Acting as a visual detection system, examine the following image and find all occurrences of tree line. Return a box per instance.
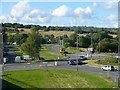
[3,26,118,54]
[1,23,117,33]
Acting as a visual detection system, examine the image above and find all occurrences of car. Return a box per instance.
[3,57,7,64]
[101,65,116,71]
[3,57,8,64]
[23,55,33,61]
[15,56,21,63]
[67,60,83,65]
[79,55,87,60]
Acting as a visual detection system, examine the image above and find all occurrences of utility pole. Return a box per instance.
[118,1,120,87]
[118,25,120,87]
[91,30,93,60]
[98,31,100,53]
[0,24,3,90]
[76,33,78,71]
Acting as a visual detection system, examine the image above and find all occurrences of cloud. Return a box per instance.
[103,1,117,9]
[11,0,30,18]
[92,2,97,7]
[101,14,118,28]
[68,6,97,26]
[20,9,52,23]
[52,5,69,17]
[29,9,45,18]
[0,16,7,22]
[74,6,93,22]
[105,14,117,22]
[74,6,92,17]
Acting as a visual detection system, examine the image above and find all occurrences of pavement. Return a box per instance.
[0,64,3,90]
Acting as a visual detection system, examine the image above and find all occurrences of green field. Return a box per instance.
[39,30,74,37]
[3,69,117,88]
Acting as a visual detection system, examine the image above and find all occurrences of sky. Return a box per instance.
[0,0,119,28]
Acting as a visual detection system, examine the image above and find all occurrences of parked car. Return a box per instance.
[3,57,7,64]
[23,55,33,61]
[79,55,87,60]
[101,65,117,71]
[67,60,83,65]
[3,57,8,64]
[39,57,45,62]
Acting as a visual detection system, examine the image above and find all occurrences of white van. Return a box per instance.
[3,58,7,63]
[15,56,21,62]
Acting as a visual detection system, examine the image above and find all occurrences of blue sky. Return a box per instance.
[0,0,118,28]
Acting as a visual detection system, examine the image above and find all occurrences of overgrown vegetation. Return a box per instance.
[95,57,118,65]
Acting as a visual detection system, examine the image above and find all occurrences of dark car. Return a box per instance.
[67,60,83,65]
[79,55,87,60]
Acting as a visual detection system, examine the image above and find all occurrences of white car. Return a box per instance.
[101,65,115,71]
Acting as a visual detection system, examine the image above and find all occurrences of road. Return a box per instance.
[3,44,119,83]
[48,44,108,60]
[3,62,118,83]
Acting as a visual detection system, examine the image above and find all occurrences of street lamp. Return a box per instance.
[118,27,120,87]
[90,30,93,60]
[98,31,101,53]
[0,28,3,90]
[117,2,120,87]
[76,33,79,71]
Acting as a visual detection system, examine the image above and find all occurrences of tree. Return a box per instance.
[69,33,77,47]
[14,33,28,45]
[2,27,8,42]
[78,36,91,48]
[63,35,70,48]
[98,38,111,52]
[109,42,118,53]
[7,35,14,43]
[21,26,41,60]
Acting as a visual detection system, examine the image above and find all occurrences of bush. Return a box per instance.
[96,57,118,65]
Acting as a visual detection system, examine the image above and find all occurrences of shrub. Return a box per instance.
[95,57,118,65]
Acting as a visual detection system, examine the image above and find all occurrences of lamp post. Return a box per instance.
[118,27,120,87]
[118,2,120,86]
[90,30,93,60]
[76,33,78,71]
[98,31,101,53]
[0,28,3,90]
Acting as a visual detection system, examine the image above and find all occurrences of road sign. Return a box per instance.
[87,48,93,52]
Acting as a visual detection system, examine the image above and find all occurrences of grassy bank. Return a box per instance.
[3,69,117,88]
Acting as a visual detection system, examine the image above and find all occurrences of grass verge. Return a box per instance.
[3,69,117,88]
[83,60,104,68]
[66,47,87,54]
[83,59,118,68]
[40,44,69,60]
